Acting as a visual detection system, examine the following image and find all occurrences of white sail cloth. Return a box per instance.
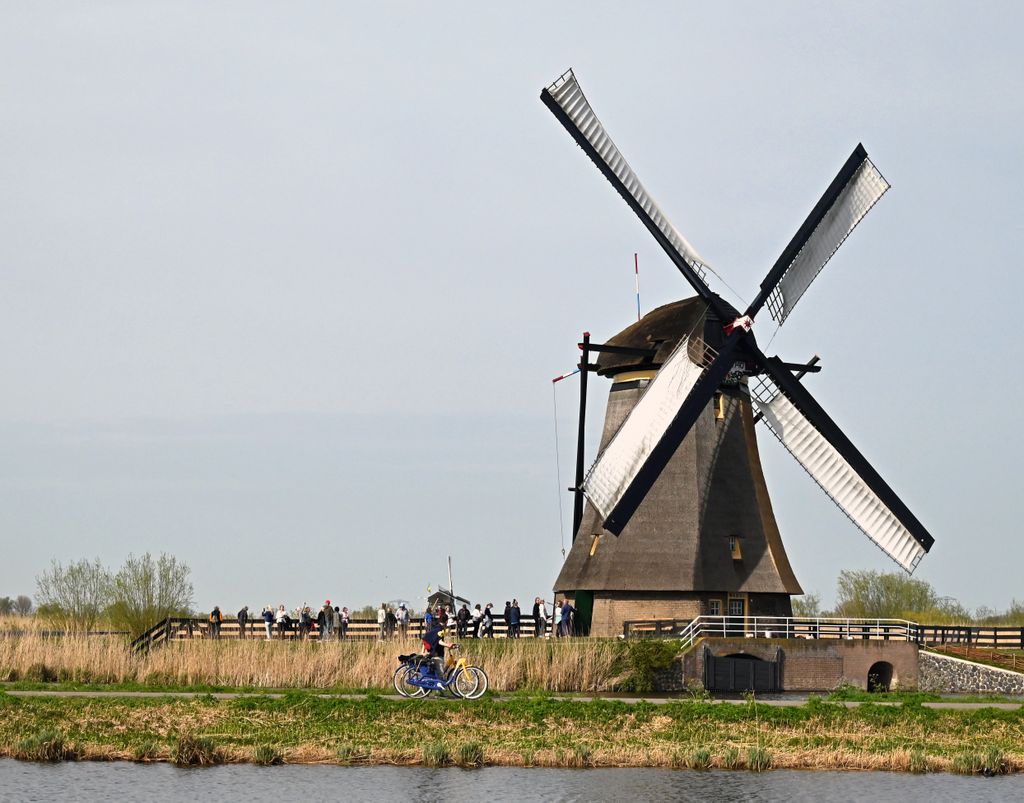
[545,70,710,283]
[755,391,926,572]
[582,336,706,521]
[767,158,890,324]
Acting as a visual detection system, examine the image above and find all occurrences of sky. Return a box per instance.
[1,2,1022,614]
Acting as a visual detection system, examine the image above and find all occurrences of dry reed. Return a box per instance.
[0,631,624,691]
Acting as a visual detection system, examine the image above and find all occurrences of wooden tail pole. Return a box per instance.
[572,332,590,540]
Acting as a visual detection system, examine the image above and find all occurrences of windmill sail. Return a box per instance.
[582,335,708,523]
[758,146,890,325]
[752,362,933,572]
[541,69,716,304]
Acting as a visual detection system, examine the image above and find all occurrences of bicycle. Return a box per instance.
[393,644,488,699]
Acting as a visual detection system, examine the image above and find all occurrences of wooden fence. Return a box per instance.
[131,615,555,653]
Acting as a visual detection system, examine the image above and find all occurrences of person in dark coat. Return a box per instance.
[237,605,249,639]
[209,606,222,640]
[456,604,470,639]
[509,599,521,638]
[503,601,512,638]
[532,597,543,638]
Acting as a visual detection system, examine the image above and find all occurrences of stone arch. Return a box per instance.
[867,661,894,692]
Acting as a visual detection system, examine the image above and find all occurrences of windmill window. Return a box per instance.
[728,597,746,617]
[708,599,722,616]
[729,536,743,560]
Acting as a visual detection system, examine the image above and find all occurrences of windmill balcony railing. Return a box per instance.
[622,615,923,650]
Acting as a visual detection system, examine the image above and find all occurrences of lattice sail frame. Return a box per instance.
[766,158,890,325]
[750,377,926,572]
[545,70,711,285]
[582,335,717,521]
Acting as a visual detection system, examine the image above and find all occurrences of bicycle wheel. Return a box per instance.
[463,666,488,699]
[452,667,480,698]
[393,665,428,698]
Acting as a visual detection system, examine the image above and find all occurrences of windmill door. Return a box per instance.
[573,591,593,636]
[703,648,782,693]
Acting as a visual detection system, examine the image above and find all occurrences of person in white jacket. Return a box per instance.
[377,603,387,640]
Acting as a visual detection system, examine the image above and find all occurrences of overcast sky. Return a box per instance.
[2,2,1021,614]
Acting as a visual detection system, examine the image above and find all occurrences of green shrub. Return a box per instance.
[618,640,679,693]
[172,732,222,766]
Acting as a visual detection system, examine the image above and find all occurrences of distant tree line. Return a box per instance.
[793,570,1024,625]
[0,595,33,616]
[33,553,193,637]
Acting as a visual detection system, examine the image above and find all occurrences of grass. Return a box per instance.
[13,729,79,761]
[422,742,450,767]
[456,741,484,767]
[253,744,284,765]
[171,732,223,766]
[0,693,1021,771]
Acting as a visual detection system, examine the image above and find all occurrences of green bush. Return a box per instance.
[618,640,679,693]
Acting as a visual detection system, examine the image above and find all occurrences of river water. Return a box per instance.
[2,761,1022,802]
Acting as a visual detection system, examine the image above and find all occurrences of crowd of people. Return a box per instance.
[205,597,579,640]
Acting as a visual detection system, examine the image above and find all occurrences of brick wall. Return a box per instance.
[681,638,919,691]
[589,593,702,638]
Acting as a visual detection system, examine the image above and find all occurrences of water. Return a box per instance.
[3,761,1023,803]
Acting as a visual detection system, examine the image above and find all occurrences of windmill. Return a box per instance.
[541,69,934,636]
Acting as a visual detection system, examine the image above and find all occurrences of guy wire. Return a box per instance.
[551,381,567,557]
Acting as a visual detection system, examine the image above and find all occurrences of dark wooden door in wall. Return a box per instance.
[703,649,781,693]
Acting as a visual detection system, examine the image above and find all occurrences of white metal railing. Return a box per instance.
[623,615,922,650]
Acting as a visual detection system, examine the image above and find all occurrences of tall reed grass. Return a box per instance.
[0,631,626,691]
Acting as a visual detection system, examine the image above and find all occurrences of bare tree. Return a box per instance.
[108,553,193,637]
[35,559,111,630]
[14,595,33,616]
